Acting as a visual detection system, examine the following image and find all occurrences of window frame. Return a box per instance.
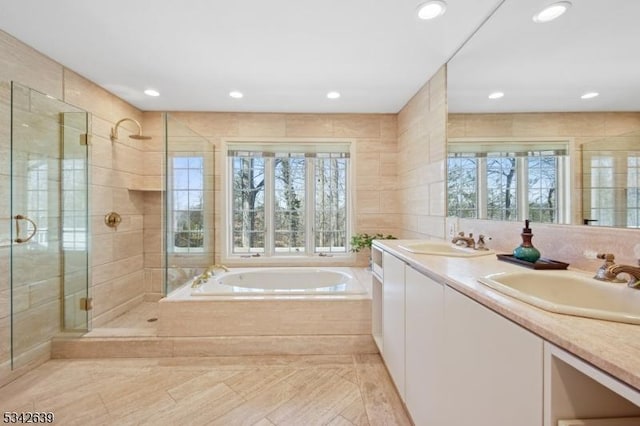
[167,153,207,254]
[222,138,355,263]
[447,137,571,224]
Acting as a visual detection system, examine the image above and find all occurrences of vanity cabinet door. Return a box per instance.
[405,266,445,426]
[444,287,543,426]
[382,251,406,401]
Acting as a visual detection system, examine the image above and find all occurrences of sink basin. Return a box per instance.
[399,240,494,257]
[478,270,640,324]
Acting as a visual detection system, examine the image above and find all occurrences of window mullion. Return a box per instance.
[517,156,528,221]
[265,156,275,257]
[307,158,315,254]
[478,157,487,219]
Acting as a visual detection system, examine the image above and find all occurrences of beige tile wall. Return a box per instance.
[140,111,400,288]
[0,30,149,385]
[396,65,448,239]
[449,111,640,269]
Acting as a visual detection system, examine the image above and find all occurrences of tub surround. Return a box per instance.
[374,239,640,391]
[159,267,372,338]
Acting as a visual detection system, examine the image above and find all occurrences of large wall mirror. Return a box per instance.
[446,0,640,228]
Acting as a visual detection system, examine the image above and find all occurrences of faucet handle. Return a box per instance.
[596,252,615,261]
[594,253,625,283]
[476,234,491,251]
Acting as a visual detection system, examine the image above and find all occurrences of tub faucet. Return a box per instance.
[452,231,475,249]
[192,264,229,288]
[204,264,229,278]
[607,259,640,289]
[191,275,205,289]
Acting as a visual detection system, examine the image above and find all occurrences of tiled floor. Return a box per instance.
[0,354,410,425]
[86,302,159,337]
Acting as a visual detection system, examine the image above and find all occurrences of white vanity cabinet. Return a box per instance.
[380,251,446,423]
[382,251,406,400]
[405,265,445,426]
[443,286,544,426]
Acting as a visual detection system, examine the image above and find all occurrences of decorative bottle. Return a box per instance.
[513,219,541,263]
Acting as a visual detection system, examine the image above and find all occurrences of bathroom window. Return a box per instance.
[448,140,569,223]
[169,156,205,253]
[227,142,351,258]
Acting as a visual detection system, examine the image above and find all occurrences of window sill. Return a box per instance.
[222,254,357,267]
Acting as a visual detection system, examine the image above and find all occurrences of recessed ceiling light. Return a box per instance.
[533,1,572,23]
[581,92,599,99]
[144,89,160,97]
[488,91,505,99]
[417,1,447,20]
[229,91,243,99]
[327,91,341,99]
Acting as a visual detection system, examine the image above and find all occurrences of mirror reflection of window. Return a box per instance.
[27,157,48,247]
[627,156,639,228]
[589,156,615,227]
[447,155,478,219]
[62,158,87,251]
[448,141,568,223]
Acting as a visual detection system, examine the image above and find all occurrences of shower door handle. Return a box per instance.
[14,214,37,243]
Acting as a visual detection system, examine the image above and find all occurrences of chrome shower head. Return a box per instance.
[110,118,151,142]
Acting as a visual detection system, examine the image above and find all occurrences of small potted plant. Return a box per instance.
[351,233,396,268]
[350,232,395,252]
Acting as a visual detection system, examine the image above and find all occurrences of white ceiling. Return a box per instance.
[0,0,501,113]
[448,0,640,113]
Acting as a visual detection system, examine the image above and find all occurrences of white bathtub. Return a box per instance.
[190,267,367,296]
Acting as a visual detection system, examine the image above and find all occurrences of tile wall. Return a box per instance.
[396,66,448,239]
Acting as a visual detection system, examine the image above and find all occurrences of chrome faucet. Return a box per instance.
[607,259,640,289]
[451,231,476,249]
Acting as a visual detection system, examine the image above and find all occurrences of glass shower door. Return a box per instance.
[10,82,89,369]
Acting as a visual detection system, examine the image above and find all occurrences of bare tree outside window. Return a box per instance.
[486,156,517,220]
[229,147,349,257]
[447,144,565,223]
[274,156,305,253]
[447,156,478,218]
[232,157,265,253]
[528,155,557,223]
[315,156,347,253]
[172,156,205,252]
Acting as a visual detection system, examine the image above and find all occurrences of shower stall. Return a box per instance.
[7,82,89,370]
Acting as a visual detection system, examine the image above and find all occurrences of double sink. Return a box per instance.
[398,240,640,325]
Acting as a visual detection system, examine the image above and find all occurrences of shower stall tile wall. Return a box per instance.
[0,29,149,387]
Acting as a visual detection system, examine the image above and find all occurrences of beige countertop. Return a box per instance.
[374,239,640,391]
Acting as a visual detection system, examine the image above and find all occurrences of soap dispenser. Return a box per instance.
[513,219,541,263]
